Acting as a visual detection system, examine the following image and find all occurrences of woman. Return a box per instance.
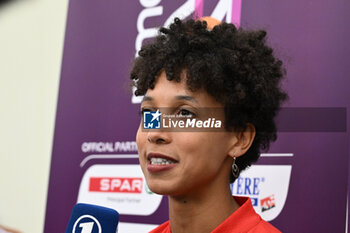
[130,17,287,233]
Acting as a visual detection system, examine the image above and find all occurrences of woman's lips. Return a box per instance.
[146,152,178,173]
[147,163,177,172]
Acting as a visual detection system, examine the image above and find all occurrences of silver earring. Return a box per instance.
[232,156,239,178]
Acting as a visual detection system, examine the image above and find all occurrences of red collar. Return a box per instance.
[211,196,262,233]
[149,196,264,233]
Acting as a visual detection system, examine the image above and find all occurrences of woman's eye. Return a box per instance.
[139,108,151,115]
[178,109,195,117]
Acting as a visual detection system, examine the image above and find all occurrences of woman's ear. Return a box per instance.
[228,123,256,158]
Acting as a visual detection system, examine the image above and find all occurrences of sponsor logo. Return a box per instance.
[89,177,143,193]
[231,164,292,221]
[261,194,276,212]
[72,215,102,233]
[77,164,162,216]
[232,176,265,207]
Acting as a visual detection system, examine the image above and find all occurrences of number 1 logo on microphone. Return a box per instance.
[72,215,102,233]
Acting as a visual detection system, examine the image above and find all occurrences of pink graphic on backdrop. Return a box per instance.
[232,0,242,28]
[194,0,242,28]
[194,0,204,18]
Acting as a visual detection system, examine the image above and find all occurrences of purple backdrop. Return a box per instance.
[44,0,350,232]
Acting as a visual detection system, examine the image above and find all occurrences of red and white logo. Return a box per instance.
[261,194,276,212]
[89,177,143,193]
[77,164,163,216]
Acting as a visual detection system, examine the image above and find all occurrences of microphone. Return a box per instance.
[65,203,119,233]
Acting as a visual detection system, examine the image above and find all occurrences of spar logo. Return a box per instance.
[78,164,163,216]
[89,177,143,193]
[231,164,292,221]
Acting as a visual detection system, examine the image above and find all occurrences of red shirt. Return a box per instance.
[149,196,281,233]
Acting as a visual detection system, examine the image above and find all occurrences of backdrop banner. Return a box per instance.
[44,1,350,232]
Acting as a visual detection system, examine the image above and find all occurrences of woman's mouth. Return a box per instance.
[150,157,176,165]
[147,153,178,172]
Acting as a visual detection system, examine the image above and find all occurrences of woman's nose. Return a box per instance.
[147,131,171,144]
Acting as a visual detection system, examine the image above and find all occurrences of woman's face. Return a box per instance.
[136,71,237,197]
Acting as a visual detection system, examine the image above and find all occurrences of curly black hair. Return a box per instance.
[130,18,287,183]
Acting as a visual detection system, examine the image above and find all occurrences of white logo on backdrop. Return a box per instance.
[77,164,162,216]
[231,153,293,221]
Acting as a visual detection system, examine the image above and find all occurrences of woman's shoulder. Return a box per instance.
[148,196,281,233]
[212,196,281,233]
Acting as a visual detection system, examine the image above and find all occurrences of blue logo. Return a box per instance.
[143,110,161,129]
[231,176,265,207]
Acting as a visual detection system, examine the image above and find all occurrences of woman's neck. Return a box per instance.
[168,181,239,233]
